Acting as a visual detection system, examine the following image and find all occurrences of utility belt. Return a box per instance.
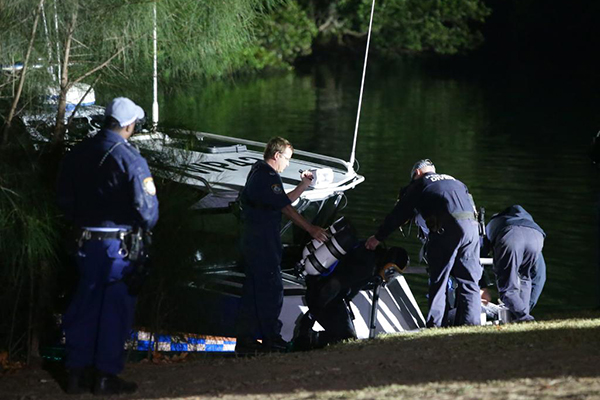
[450,212,476,221]
[240,198,278,212]
[78,229,131,241]
[426,212,476,234]
[77,228,149,262]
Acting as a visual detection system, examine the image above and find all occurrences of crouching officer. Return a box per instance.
[294,244,409,350]
[484,205,545,322]
[57,97,159,395]
[366,159,482,327]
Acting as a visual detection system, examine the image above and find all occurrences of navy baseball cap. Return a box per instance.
[105,97,145,127]
[410,159,435,179]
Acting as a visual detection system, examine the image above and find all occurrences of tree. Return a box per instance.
[0,0,282,363]
[1,0,45,145]
[0,0,282,146]
[298,0,491,55]
[370,0,492,55]
[239,1,318,72]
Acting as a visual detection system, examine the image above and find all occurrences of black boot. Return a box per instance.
[298,313,315,336]
[292,313,316,351]
[93,373,138,396]
[235,337,264,354]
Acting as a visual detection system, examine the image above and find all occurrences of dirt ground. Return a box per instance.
[1,317,600,400]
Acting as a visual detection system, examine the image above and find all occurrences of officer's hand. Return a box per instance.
[365,235,380,250]
[309,225,328,242]
[300,170,314,186]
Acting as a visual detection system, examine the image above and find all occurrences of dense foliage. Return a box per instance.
[240,1,318,72]
[298,0,491,55]
[0,134,62,363]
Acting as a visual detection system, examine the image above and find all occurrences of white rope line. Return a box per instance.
[152,1,159,132]
[349,0,376,172]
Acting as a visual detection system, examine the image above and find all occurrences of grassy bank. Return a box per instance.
[1,314,599,399]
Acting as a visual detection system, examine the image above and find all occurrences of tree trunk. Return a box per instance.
[7,271,24,362]
[52,9,77,145]
[27,260,48,367]
[1,0,46,147]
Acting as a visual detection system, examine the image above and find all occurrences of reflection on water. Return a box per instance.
[151,59,599,314]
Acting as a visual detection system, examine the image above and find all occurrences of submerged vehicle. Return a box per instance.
[20,83,105,145]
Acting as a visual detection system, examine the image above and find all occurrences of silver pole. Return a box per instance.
[40,2,55,82]
[349,0,376,172]
[53,0,61,83]
[152,1,159,132]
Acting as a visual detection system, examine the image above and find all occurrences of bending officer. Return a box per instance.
[365,159,482,327]
[57,98,158,395]
[235,136,327,353]
[484,205,545,322]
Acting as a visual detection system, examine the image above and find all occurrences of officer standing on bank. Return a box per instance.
[365,159,482,327]
[57,97,158,395]
[235,136,327,353]
[484,205,545,322]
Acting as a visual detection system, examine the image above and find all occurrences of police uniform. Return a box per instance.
[375,172,482,327]
[57,128,158,376]
[236,160,291,345]
[485,205,545,321]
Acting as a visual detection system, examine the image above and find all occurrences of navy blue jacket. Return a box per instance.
[57,129,159,230]
[486,205,545,245]
[240,160,291,228]
[375,172,475,241]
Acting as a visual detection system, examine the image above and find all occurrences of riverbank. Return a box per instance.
[1,312,599,400]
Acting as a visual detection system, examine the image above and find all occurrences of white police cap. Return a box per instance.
[105,97,145,127]
[410,159,435,179]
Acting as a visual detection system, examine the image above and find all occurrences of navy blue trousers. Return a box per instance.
[426,219,482,327]
[529,254,546,311]
[236,223,284,342]
[63,240,136,375]
[493,226,544,321]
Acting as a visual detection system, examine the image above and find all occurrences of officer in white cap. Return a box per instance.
[58,97,158,395]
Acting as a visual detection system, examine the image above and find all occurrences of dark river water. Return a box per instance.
[128,58,600,316]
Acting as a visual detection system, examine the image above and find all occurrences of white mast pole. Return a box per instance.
[53,0,61,83]
[40,3,56,82]
[152,0,159,132]
[349,0,376,172]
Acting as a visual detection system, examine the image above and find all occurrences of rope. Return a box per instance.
[349,0,376,172]
[152,1,159,132]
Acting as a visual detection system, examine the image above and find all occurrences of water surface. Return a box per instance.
[129,58,600,314]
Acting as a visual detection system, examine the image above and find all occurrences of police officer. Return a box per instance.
[57,97,158,394]
[365,159,482,327]
[484,205,545,322]
[235,136,327,353]
[529,253,546,311]
[295,244,408,350]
